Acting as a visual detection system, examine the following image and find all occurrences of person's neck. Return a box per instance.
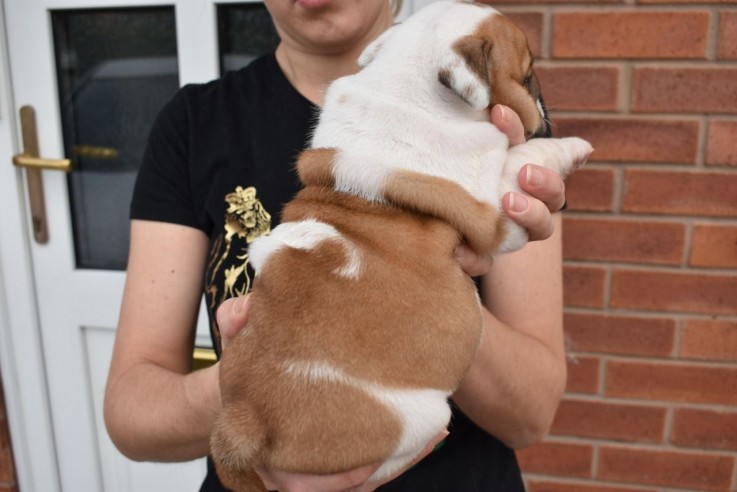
[275,44,365,107]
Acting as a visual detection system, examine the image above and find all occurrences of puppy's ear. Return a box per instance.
[358,24,398,68]
[437,36,491,110]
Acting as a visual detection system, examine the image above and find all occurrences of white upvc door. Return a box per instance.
[0,0,422,490]
[0,0,245,490]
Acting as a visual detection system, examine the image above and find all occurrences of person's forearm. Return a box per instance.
[104,361,221,462]
[452,307,566,449]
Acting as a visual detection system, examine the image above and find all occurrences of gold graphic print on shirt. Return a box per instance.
[206,186,271,350]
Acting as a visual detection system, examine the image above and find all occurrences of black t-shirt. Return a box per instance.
[131,53,525,492]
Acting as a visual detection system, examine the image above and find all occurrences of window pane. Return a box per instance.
[218,4,280,74]
[52,8,178,270]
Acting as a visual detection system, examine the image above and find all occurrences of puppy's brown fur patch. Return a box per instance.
[451,13,544,137]
[213,183,483,489]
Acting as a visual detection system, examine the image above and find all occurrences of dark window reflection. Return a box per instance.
[52,8,178,270]
[218,4,280,74]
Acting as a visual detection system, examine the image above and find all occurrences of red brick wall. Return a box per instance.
[490,0,737,491]
[0,378,17,492]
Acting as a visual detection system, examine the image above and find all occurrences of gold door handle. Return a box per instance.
[11,105,73,243]
[192,347,217,371]
[12,155,72,172]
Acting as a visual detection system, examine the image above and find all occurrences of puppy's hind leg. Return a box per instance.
[210,405,268,492]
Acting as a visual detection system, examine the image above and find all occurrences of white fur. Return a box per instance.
[311,0,592,255]
[497,137,592,253]
[312,2,507,205]
[249,219,363,279]
[283,360,451,482]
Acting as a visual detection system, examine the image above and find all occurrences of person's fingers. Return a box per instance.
[490,104,525,146]
[454,244,494,277]
[350,430,450,492]
[518,164,567,213]
[257,462,380,492]
[502,192,555,242]
[215,295,251,349]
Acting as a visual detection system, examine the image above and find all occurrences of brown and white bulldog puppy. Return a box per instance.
[211,2,592,490]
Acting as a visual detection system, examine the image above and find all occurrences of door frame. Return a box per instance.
[0,0,425,490]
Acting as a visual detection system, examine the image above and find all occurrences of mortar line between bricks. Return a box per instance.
[563,259,737,276]
[540,435,737,458]
[557,393,737,413]
[708,9,719,62]
[589,353,737,370]
[696,115,708,169]
[682,220,695,269]
[663,403,675,448]
[622,61,633,114]
[561,212,737,228]
[523,473,662,492]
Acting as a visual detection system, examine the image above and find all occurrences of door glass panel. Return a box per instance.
[52,8,178,270]
[217,4,279,74]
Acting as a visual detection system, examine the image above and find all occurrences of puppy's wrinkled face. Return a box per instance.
[438,9,550,139]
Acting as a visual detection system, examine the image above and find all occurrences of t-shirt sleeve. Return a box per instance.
[130,87,201,230]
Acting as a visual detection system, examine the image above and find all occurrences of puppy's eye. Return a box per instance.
[523,73,533,86]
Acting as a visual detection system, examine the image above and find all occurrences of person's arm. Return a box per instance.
[104,219,220,461]
[451,105,568,449]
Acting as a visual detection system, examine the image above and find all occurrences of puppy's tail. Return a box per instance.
[210,406,268,492]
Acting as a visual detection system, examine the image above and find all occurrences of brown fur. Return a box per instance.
[381,170,506,256]
[213,184,482,491]
[449,14,544,137]
[211,6,547,491]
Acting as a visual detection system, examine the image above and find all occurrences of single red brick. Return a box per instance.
[680,319,737,361]
[554,118,699,164]
[564,168,616,212]
[537,66,620,111]
[633,67,737,113]
[527,481,651,492]
[564,312,676,357]
[623,169,737,217]
[562,218,685,265]
[598,446,735,490]
[718,11,737,60]
[565,355,600,394]
[502,12,543,57]
[606,360,737,405]
[0,449,15,484]
[707,120,737,166]
[689,223,737,268]
[553,12,709,59]
[517,441,593,478]
[611,269,737,315]
[563,265,606,308]
[671,408,737,451]
[551,399,666,443]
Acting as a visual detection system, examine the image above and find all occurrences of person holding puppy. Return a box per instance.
[104,0,570,491]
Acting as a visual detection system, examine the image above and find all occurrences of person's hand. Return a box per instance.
[454,104,567,277]
[492,104,567,240]
[215,297,448,491]
[216,295,252,349]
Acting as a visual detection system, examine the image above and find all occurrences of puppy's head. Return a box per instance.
[437,5,549,139]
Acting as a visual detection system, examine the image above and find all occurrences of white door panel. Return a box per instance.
[0,0,425,489]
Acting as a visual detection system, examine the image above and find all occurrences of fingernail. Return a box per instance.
[498,105,507,121]
[508,193,528,213]
[526,165,544,186]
